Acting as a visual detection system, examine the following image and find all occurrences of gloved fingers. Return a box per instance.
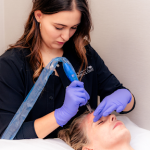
[74,88,90,100]
[102,105,117,117]
[76,92,87,99]
[76,93,88,106]
[93,100,107,122]
[68,87,85,93]
[74,89,89,100]
[77,97,88,106]
[93,100,106,116]
[69,80,84,88]
[93,113,103,122]
[93,104,117,122]
[116,105,124,113]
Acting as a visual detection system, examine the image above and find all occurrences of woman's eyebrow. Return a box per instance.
[54,23,80,27]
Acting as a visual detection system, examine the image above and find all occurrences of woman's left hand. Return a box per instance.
[93,89,132,122]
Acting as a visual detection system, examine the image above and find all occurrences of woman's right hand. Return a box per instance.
[54,80,90,127]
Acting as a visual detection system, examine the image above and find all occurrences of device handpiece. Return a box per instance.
[63,62,78,82]
[86,103,93,113]
[63,62,92,113]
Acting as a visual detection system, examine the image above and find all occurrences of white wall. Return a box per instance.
[0,0,32,55]
[1,0,150,130]
[90,0,150,130]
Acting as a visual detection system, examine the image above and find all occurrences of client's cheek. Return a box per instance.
[84,122,92,139]
[88,131,98,145]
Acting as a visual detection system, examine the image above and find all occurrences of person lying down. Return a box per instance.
[58,111,134,150]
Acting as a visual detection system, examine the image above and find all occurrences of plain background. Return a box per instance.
[0,0,150,130]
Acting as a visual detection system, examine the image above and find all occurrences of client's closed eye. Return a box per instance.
[98,121,103,125]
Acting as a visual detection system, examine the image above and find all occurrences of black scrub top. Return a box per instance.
[0,40,135,139]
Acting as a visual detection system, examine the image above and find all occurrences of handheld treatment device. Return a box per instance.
[1,57,92,140]
[63,62,93,113]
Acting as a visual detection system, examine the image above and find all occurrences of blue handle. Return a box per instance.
[63,63,78,82]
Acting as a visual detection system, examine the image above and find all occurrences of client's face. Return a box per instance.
[84,113,131,150]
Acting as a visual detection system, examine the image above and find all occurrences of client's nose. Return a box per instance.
[109,114,116,122]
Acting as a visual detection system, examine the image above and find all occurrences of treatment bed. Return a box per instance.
[1,116,150,150]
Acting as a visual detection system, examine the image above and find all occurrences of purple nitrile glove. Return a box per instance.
[93,89,132,122]
[54,80,90,127]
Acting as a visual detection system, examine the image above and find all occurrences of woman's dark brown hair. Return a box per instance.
[9,0,92,82]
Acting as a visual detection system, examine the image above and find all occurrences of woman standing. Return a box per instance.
[0,0,135,139]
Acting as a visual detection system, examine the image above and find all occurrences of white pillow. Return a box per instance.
[0,138,73,150]
[1,116,150,150]
[117,116,150,150]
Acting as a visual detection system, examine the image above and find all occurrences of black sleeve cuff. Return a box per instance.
[14,121,38,139]
[119,94,136,114]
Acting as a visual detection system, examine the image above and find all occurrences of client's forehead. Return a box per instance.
[86,113,94,125]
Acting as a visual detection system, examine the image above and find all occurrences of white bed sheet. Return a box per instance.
[0,116,150,150]
[0,138,73,150]
[117,116,150,150]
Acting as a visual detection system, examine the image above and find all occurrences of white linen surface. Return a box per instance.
[117,116,150,150]
[0,116,150,150]
[0,138,73,150]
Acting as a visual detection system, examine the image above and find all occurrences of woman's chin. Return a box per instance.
[114,128,131,144]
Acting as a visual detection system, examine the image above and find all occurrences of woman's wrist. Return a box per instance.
[123,94,135,112]
[34,111,59,139]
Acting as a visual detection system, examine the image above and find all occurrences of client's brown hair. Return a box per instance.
[58,111,90,150]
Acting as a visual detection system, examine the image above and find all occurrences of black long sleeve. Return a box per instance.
[0,49,37,139]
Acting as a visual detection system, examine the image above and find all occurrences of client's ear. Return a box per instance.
[82,146,93,150]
